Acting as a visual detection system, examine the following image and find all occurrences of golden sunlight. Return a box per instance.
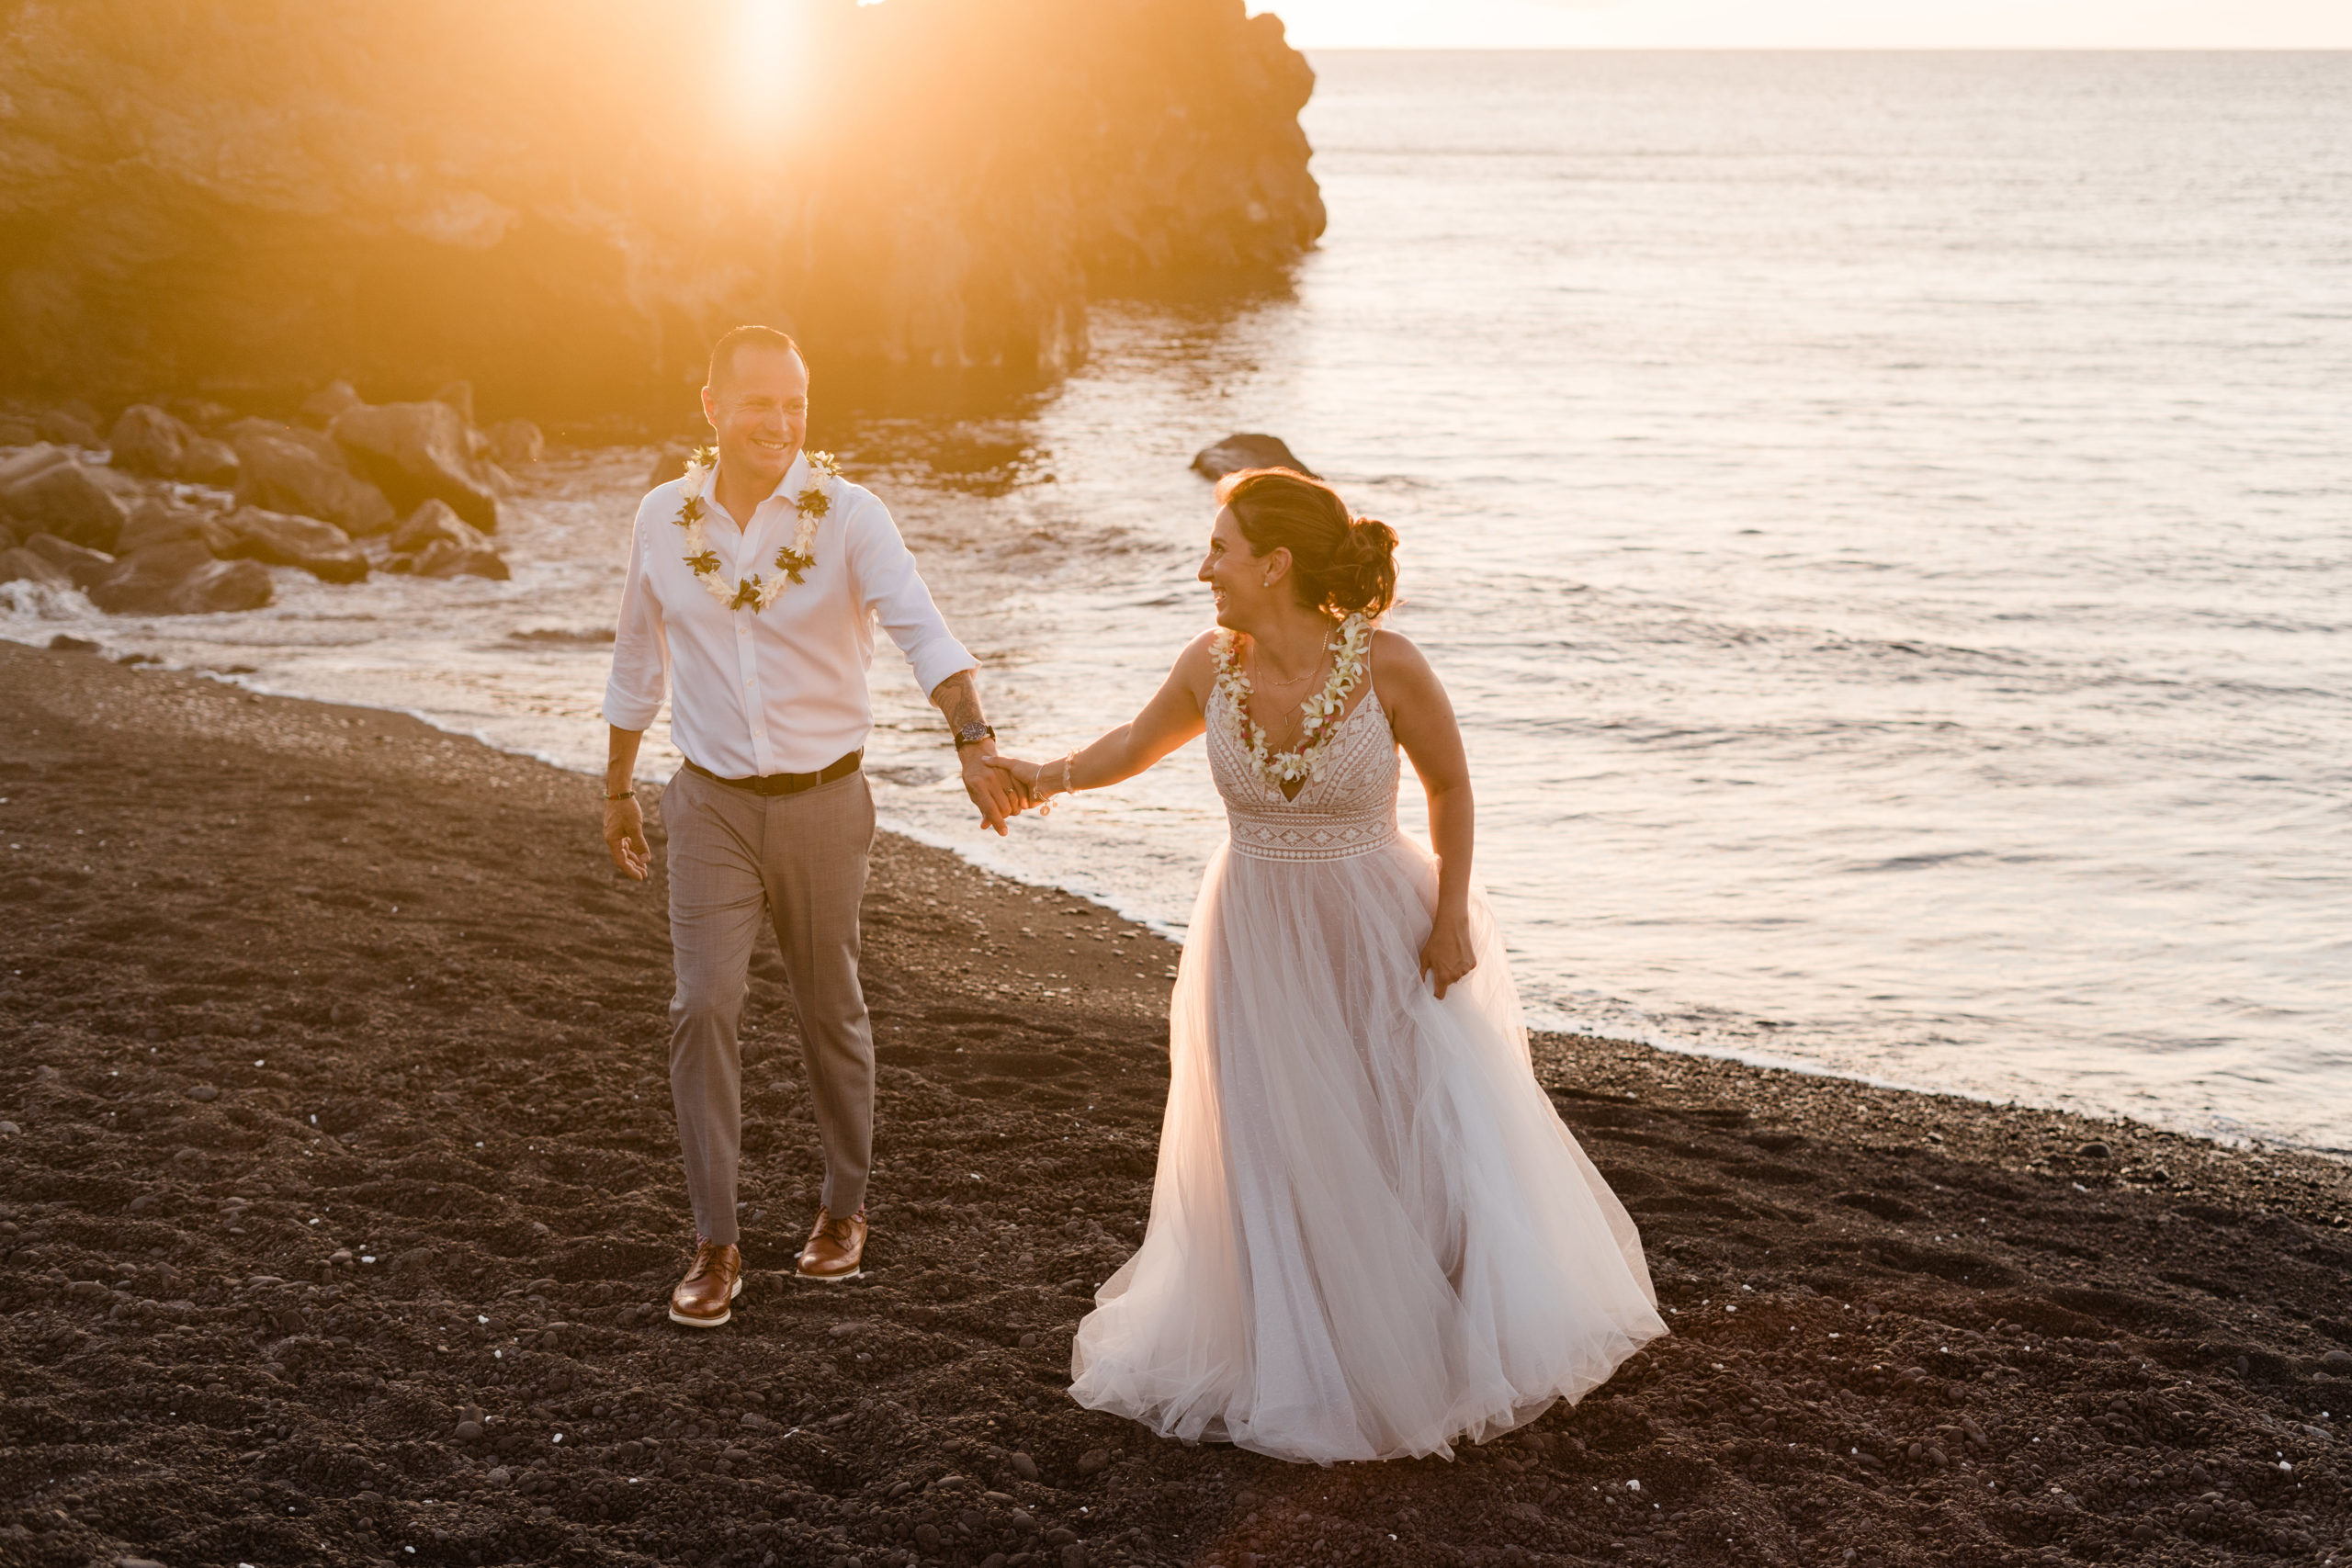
[723,0,810,140]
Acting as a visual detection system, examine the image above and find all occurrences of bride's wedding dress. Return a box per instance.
[1069,664,1670,1463]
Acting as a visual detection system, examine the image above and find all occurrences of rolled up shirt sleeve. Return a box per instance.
[846,490,976,698]
[602,496,672,731]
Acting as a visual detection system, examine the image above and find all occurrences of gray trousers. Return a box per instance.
[661,763,876,1246]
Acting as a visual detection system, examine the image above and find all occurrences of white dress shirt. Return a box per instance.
[603,450,975,776]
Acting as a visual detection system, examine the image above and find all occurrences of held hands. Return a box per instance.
[959,739,1031,837]
[1419,906,1477,999]
[604,795,650,881]
[985,753,1046,807]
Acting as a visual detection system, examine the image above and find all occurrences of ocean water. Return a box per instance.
[8,51,2348,1156]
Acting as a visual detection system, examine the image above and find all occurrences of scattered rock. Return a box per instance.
[230,420,397,536]
[0,442,71,489]
[390,501,469,555]
[1008,1450,1039,1483]
[222,506,368,583]
[2323,1348,2352,1370]
[2076,1143,2112,1159]
[454,1419,483,1442]
[23,532,118,589]
[1076,1447,1111,1476]
[177,435,241,488]
[168,397,236,429]
[0,546,73,591]
[487,418,545,467]
[301,380,365,426]
[431,379,477,425]
[1191,432,1317,481]
[90,541,275,615]
[107,404,193,477]
[36,407,100,446]
[116,501,235,558]
[1,457,131,551]
[486,1466,511,1487]
[185,1084,220,1102]
[330,401,498,531]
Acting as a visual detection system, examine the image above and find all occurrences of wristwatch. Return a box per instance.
[951,721,996,750]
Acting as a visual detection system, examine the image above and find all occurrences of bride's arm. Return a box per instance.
[1375,630,1479,997]
[991,631,1216,800]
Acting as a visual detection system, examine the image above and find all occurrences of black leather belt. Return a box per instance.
[684,749,861,797]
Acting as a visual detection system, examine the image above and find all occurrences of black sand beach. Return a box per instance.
[2,638,2347,1568]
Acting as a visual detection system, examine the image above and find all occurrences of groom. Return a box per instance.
[601,324,1024,1327]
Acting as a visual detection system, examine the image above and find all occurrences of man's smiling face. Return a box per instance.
[700,342,809,493]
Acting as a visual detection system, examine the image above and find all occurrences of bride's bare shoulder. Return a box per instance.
[1368,629,1451,721]
[1170,627,1223,694]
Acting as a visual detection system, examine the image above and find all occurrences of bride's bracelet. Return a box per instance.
[1038,753,1077,815]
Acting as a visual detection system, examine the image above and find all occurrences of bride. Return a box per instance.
[991,468,1668,1464]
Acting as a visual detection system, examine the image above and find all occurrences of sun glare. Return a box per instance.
[726,0,808,139]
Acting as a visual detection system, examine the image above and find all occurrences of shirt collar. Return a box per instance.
[707,447,810,513]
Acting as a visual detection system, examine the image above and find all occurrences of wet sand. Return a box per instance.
[2,638,2347,1568]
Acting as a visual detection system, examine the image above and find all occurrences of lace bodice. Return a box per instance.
[1207,678,1401,862]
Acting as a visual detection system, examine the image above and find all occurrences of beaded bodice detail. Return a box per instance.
[1207,681,1400,862]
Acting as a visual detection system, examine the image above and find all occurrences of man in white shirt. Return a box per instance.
[601,325,1023,1327]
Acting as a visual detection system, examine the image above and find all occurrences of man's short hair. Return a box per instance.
[707,325,806,390]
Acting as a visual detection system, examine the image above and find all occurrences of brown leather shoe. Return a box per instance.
[797,1205,866,1281]
[668,1238,742,1328]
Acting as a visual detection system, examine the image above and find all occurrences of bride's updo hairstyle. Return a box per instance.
[1215,468,1399,621]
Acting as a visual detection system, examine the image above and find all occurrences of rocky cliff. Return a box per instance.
[0,0,1322,414]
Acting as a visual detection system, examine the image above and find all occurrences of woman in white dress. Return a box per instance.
[991,468,1668,1464]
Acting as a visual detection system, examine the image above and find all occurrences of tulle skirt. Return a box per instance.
[1068,829,1671,1464]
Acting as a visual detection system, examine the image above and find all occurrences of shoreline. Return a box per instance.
[1,625,2333,1168]
[4,639,2349,1568]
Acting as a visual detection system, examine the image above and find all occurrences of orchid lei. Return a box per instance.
[672,445,843,612]
[1212,613,1373,791]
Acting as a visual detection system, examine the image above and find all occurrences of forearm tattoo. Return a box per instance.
[931,669,987,733]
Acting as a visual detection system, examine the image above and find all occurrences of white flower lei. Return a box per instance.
[672,445,842,612]
[1212,614,1373,790]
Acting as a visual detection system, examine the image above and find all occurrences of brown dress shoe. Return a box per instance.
[797,1205,866,1280]
[668,1238,742,1328]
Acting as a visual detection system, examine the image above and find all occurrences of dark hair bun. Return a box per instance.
[1310,516,1399,619]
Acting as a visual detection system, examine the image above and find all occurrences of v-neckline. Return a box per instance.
[1262,684,1382,804]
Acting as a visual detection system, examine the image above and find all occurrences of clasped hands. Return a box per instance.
[956,742,1062,836]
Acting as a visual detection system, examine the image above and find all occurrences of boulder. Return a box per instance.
[0,443,71,490]
[0,546,72,591]
[107,404,191,478]
[391,501,508,578]
[117,500,236,558]
[1191,433,1318,481]
[410,536,510,581]
[23,532,118,590]
[90,541,274,615]
[178,435,242,488]
[35,407,99,446]
[330,401,498,532]
[430,379,476,425]
[0,458,130,550]
[223,507,368,583]
[300,380,365,425]
[487,418,544,468]
[389,499,475,555]
[167,397,237,429]
[229,420,396,536]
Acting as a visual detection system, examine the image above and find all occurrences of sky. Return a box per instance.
[1258,0,2352,50]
